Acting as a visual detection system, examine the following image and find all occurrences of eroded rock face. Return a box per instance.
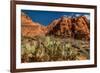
[21,12,46,37]
[21,12,90,40]
[47,17,72,37]
[73,16,90,40]
[47,16,90,40]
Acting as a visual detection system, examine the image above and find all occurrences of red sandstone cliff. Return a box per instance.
[21,12,90,40]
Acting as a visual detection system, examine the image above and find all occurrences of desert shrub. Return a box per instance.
[21,36,90,62]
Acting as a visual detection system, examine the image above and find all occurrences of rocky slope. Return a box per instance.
[21,12,47,37]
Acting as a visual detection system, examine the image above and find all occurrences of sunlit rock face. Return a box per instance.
[21,12,90,40]
[21,12,47,37]
[47,16,90,40]
[73,16,90,40]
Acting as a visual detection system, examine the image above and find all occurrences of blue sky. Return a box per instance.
[22,10,90,26]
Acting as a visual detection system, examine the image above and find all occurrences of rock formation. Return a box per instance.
[47,16,72,37]
[21,12,90,40]
[21,12,47,37]
[47,16,90,40]
[73,16,90,40]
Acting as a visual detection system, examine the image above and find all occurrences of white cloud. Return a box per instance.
[84,15,90,20]
[75,14,81,17]
[63,15,68,17]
